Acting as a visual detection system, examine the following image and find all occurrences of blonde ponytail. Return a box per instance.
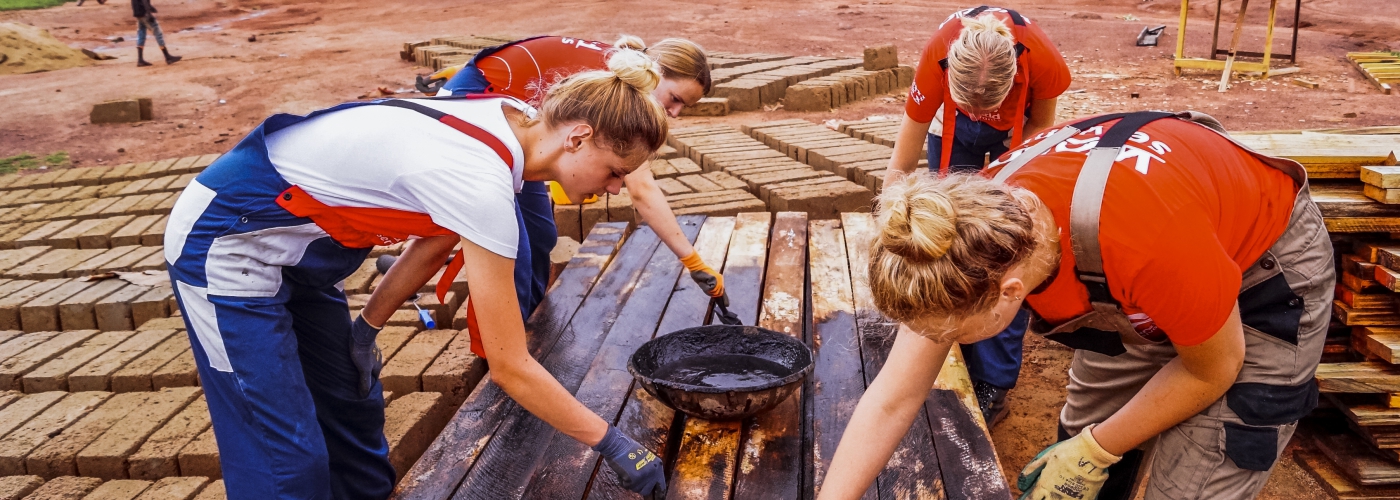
[946,13,1018,111]
[538,49,669,159]
[869,173,1039,331]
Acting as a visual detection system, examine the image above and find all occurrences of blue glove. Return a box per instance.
[349,316,383,399]
[593,425,665,499]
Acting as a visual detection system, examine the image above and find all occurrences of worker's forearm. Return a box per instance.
[883,114,932,186]
[362,235,456,327]
[489,353,610,446]
[1021,97,1059,145]
[1092,357,1234,456]
[626,171,696,259]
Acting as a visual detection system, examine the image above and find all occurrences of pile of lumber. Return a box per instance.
[1346,52,1399,95]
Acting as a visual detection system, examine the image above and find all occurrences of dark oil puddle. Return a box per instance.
[651,354,791,389]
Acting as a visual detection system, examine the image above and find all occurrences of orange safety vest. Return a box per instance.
[274,97,513,358]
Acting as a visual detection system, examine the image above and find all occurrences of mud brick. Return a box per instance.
[47,199,94,221]
[45,187,84,203]
[865,169,889,191]
[136,318,183,331]
[701,171,748,191]
[176,429,219,479]
[673,198,768,216]
[758,175,849,204]
[380,329,456,394]
[0,189,35,207]
[69,330,177,392]
[649,158,678,178]
[82,480,154,500]
[863,44,898,71]
[712,78,765,111]
[22,476,102,498]
[72,198,120,220]
[666,190,759,210]
[377,326,419,361]
[676,174,725,193]
[16,204,65,225]
[150,347,196,390]
[655,177,694,196]
[109,216,163,248]
[166,157,200,176]
[127,194,172,216]
[99,196,145,217]
[547,202,581,241]
[3,207,45,226]
[128,396,210,480]
[76,166,114,186]
[137,216,167,246]
[95,183,132,199]
[606,189,634,224]
[23,280,99,333]
[13,188,55,205]
[769,182,873,218]
[0,392,66,441]
[821,150,894,174]
[655,144,679,160]
[52,168,87,188]
[190,155,219,173]
[38,218,98,249]
[1,330,102,390]
[150,195,175,216]
[842,159,890,183]
[702,149,788,171]
[720,158,799,174]
[0,246,49,274]
[129,254,164,273]
[894,65,914,88]
[341,259,378,295]
[679,97,729,117]
[0,392,110,475]
[95,285,151,332]
[0,475,44,499]
[23,331,133,392]
[669,157,703,176]
[581,200,606,239]
[190,480,222,500]
[26,392,150,478]
[0,280,70,329]
[783,84,832,112]
[76,386,202,479]
[738,119,812,135]
[809,145,890,171]
[12,220,77,249]
[164,174,196,193]
[110,336,187,393]
[120,162,156,180]
[10,250,106,280]
[138,160,179,180]
[743,169,831,195]
[129,287,172,328]
[0,329,21,349]
[101,247,162,275]
[421,332,487,406]
[0,330,55,365]
[384,392,453,480]
[133,476,209,500]
[65,247,141,278]
[77,216,137,249]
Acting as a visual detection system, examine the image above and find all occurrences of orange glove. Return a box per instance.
[680,251,724,298]
[548,181,599,205]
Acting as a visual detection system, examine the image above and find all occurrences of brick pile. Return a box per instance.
[708,54,866,112]
[401,35,516,71]
[668,125,872,218]
[741,119,927,194]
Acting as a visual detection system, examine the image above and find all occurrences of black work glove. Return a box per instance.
[349,316,383,399]
[593,425,665,499]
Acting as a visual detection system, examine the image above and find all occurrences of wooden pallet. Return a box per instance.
[1347,52,1400,95]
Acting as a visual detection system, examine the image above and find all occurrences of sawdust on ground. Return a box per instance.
[0,22,91,75]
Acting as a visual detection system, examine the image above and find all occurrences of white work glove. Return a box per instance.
[1017,423,1122,500]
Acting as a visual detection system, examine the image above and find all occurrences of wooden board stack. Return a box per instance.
[1347,52,1400,95]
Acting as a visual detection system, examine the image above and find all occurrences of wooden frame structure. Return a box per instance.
[1174,0,1300,77]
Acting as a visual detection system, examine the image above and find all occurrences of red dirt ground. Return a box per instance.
[3,0,1396,496]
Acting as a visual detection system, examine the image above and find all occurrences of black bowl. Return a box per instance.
[628,325,814,421]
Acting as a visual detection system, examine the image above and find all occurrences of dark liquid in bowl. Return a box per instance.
[651,354,792,389]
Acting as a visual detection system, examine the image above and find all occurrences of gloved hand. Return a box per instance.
[593,425,665,499]
[349,316,384,399]
[680,251,724,298]
[1018,424,1121,500]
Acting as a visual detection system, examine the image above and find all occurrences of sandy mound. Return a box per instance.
[1,22,93,75]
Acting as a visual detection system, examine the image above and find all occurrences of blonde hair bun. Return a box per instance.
[959,12,1013,38]
[613,34,647,51]
[607,48,662,94]
[878,175,958,262]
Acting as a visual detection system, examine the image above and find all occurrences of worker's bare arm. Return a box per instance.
[883,113,933,186]
[625,166,697,260]
[1022,97,1059,145]
[361,235,458,327]
[1092,303,1246,456]
[458,236,610,446]
[817,324,953,499]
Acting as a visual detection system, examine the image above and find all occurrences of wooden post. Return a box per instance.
[1174,0,1191,75]
[1261,0,1279,72]
[1219,0,1252,92]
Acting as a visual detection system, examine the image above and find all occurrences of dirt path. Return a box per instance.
[4,0,1395,496]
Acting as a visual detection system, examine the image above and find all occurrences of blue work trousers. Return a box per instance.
[926,111,1013,174]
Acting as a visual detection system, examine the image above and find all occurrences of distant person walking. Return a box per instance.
[132,0,180,67]
[75,0,107,6]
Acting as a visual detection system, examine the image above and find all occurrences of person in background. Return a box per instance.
[132,0,180,67]
[882,6,1071,425]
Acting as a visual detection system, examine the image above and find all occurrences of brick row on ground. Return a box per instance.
[710,56,867,111]
[0,388,452,486]
[668,125,873,218]
[782,65,914,111]
[742,119,932,194]
[0,474,225,500]
[0,155,216,193]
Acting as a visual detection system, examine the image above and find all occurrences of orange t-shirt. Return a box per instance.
[989,117,1299,346]
[906,7,1072,130]
[476,36,610,104]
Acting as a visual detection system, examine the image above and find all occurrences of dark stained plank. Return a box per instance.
[444,226,668,499]
[583,216,738,500]
[925,388,1013,499]
[733,212,808,499]
[389,222,635,500]
[842,213,948,499]
[461,217,703,498]
[667,212,772,500]
[805,219,876,499]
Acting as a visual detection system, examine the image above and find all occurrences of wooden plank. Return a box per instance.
[842,212,947,498]
[1318,362,1400,393]
[389,223,629,500]
[805,219,876,498]
[1296,450,1400,499]
[1314,185,1400,219]
[733,212,808,500]
[667,211,772,500]
[582,216,738,500]
[473,217,701,498]
[1313,422,1400,486]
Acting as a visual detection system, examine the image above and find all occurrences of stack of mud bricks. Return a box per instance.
[743,119,929,195]
[0,154,220,254]
[668,125,872,219]
[783,44,914,112]
[402,35,516,70]
[91,98,154,125]
[708,53,865,112]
